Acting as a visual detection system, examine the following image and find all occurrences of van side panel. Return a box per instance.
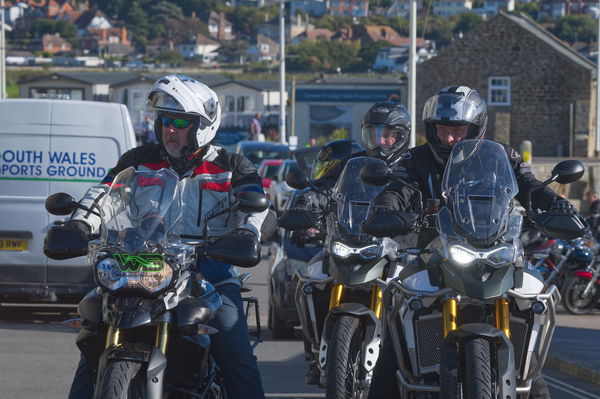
[0,99,135,301]
[0,101,53,294]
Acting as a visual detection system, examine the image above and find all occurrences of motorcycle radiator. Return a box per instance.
[414,314,529,375]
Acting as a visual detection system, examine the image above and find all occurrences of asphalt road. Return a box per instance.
[0,257,599,399]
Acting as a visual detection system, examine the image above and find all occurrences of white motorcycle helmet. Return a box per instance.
[147,74,221,152]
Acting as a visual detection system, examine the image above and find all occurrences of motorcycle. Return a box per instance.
[562,244,600,314]
[280,156,400,399]
[360,139,588,398]
[529,236,595,289]
[44,166,268,399]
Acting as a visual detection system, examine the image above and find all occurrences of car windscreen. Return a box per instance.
[245,149,291,166]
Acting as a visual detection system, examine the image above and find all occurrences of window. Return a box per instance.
[488,77,511,106]
[30,87,84,100]
[225,95,235,112]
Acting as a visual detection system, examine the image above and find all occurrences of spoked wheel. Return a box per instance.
[326,315,367,399]
[95,360,145,399]
[562,276,599,315]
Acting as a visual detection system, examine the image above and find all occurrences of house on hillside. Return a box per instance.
[416,11,596,157]
[247,34,279,62]
[29,33,72,54]
[354,25,424,47]
[433,0,473,16]
[290,28,335,45]
[203,11,234,41]
[177,34,221,63]
[329,0,369,18]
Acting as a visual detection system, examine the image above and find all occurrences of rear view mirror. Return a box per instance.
[45,193,78,215]
[285,170,308,190]
[237,191,269,214]
[360,159,392,186]
[551,160,585,184]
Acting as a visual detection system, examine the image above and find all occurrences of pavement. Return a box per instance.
[546,308,600,385]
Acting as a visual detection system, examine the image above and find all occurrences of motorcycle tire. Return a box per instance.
[270,304,294,339]
[562,276,600,315]
[325,315,366,399]
[463,338,493,399]
[96,359,144,399]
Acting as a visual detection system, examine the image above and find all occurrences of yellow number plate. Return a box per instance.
[0,239,28,251]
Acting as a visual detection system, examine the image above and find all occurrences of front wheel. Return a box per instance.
[562,276,599,315]
[463,338,493,399]
[95,360,144,399]
[326,315,366,399]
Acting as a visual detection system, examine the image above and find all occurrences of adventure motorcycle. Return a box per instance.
[562,245,600,314]
[281,156,400,399]
[44,167,268,399]
[360,139,588,399]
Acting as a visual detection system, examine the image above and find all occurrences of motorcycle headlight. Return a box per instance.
[94,255,174,294]
[486,246,515,266]
[550,241,565,258]
[449,245,476,265]
[359,244,382,260]
[332,241,352,258]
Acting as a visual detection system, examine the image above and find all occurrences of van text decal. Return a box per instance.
[0,150,107,181]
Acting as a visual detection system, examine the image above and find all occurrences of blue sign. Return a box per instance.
[296,89,403,103]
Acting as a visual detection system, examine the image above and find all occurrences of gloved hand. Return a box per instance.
[62,220,92,237]
[550,198,576,214]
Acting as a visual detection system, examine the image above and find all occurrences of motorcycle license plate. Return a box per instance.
[0,239,28,251]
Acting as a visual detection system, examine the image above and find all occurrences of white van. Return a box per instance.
[0,99,137,302]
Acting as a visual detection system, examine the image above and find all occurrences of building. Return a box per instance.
[290,0,329,18]
[294,77,406,145]
[433,0,473,16]
[354,25,424,47]
[416,11,596,157]
[29,33,72,54]
[247,34,279,62]
[329,0,369,18]
[204,11,234,41]
[384,0,423,17]
[177,34,221,62]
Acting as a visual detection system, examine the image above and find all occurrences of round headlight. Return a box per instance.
[137,265,173,292]
[95,257,126,291]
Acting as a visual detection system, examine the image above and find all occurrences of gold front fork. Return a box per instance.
[329,283,344,310]
[155,321,170,355]
[370,286,383,319]
[105,325,121,348]
[495,298,511,339]
[442,298,458,337]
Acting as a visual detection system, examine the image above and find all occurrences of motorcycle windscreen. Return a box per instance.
[441,140,518,245]
[333,157,385,236]
[99,167,183,252]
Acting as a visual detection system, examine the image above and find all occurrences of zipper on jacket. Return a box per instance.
[196,186,204,227]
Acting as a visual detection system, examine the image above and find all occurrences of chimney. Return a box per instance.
[219,12,225,40]
[121,26,127,44]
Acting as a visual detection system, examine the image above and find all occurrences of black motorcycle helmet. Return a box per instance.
[310,139,364,184]
[423,86,487,163]
[361,102,411,166]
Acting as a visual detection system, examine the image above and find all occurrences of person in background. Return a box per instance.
[250,113,263,141]
[585,190,600,234]
[142,115,157,144]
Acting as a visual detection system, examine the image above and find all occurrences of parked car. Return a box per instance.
[269,160,299,214]
[235,141,291,168]
[0,99,137,303]
[268,188,322,338]
[258,159,284,199]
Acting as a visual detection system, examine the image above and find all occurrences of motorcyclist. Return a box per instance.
[366,85,572,399]
[62,74,268,399]
[280,102,412,385]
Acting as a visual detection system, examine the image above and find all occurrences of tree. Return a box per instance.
[218,40,250,63]
[388,17,409,36]
[358,40,393,68]
[514,1,539,20]
[31,19,76,39]
[154,48,185,64]
[314,15,352,31]
[149,1,184,25]
[226,6,264,37]
[124,1,151,47]
[421,15,453,46]
[288,39,360,71]
[551,15,597,43]
[451,12,484,36]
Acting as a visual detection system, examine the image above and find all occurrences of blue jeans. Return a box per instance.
[68,283,264,399]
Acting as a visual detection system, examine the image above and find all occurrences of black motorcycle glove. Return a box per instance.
[550,198,576,214]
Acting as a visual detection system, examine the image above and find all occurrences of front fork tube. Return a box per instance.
[328,284,383,320]
[441,297,511,339]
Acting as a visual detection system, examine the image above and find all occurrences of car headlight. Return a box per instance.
[332,241,352,258]
[449,245,476,265]
[95,255,174,294]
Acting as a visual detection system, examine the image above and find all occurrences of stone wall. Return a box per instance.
[416,12,596,157]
